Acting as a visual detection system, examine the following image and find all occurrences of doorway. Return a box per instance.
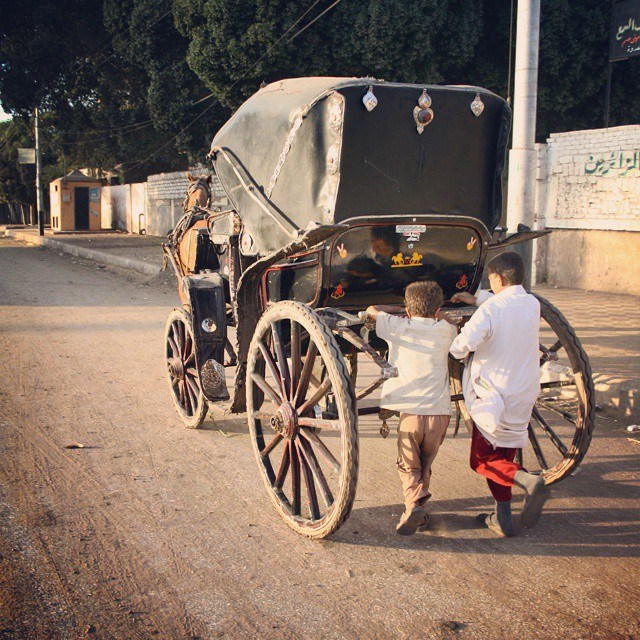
[74,187,90,230]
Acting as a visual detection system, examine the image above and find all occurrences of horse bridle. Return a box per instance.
[183,176,212,213]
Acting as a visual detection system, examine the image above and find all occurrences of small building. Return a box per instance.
[49,170,102,232]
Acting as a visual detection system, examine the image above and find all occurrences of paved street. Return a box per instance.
[0,237,639,640]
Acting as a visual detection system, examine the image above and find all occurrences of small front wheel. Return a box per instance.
[246,301,358,539]
[165,308,208,429]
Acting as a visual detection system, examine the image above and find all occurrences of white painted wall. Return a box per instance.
[101,184,127,230]
[539,125,640,232]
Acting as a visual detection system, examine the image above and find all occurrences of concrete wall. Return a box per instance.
[127,182,148,234]
[535,125,640,294]
[101,184,127,231]
[145,170,228,238]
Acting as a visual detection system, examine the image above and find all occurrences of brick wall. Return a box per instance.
[542,125,640,232]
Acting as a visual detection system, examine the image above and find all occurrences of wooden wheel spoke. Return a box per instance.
[183,330,192,359]
[549,339,563,353]
[536,399,577,426]
[298,417,341,431]
[298,378,332,416]
[298,437,333,509]
[540,380,576,390]
[185,375,200,397]
[527,423,548,471]
[290,321,301,399]
[290,441,301,516]
[261,433,283,458]
[186,366,198,377]
[180,380,191,413]
[294,343,318,406]
[168,334,180,358]
[251,372,282,407]
[184,352,195,367]
[187,378,199,412]
[258,340,286,399]
[173,321,183,353]
[297,441,321,520]
[300,428,341,474]
[271,323,291,400]
[274,445,290,489]
[532,407,568,456]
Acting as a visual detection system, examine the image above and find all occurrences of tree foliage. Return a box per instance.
[0,0,638,206]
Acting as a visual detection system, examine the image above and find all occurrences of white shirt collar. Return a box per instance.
[493,284,526,299]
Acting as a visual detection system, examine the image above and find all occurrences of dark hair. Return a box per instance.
[487,251,525,285]
[404,281,443,318]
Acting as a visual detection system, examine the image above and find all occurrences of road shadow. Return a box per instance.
[329,452,640,558]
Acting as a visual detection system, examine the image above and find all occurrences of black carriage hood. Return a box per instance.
[210,77,510,255]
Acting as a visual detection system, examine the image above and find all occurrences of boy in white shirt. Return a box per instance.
[450,251,549,537]
[367,281,457,536]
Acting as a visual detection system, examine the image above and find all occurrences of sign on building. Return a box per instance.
[610,0,640,61]
[17,148,36,164]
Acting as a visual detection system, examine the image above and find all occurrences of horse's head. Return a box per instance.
[183,172,212,212]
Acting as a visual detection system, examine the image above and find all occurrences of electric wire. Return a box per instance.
[128,0,345,173]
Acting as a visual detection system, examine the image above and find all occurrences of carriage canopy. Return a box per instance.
[211,77,511,255]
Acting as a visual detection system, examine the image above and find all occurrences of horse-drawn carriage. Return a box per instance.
[162,77,595,539]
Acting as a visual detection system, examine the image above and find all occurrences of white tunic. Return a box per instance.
[376,313,457,415]
[449,286,540,448]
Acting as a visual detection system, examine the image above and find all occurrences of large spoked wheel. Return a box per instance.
[527,295,596,484]
[451,295,595,485]
[165,308,208,429]
[246,301,358,539]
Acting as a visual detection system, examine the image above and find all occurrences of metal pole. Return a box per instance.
[506,0,541,287]
[34,106,45,236]
[604,62,612,128]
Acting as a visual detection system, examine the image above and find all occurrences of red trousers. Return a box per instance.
[470,425,524,502]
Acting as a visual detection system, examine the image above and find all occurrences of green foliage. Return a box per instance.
[0,0,638,208]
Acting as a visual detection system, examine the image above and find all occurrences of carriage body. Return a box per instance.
[162,78,596,540]
[210,77,509,311]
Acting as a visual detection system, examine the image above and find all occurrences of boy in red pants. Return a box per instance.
[450,252,549,537]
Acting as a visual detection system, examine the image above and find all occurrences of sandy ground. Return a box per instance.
[0,237,638,640]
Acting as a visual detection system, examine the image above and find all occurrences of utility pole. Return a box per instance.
[506,0,540,287]
[34,106,45,236]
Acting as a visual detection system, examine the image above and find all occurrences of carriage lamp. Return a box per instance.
[201,318,218,333]
[413,90,434,133]
[470,92,485,117]
[362,86,378,112]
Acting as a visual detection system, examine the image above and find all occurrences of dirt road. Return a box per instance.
[0,237,638,640]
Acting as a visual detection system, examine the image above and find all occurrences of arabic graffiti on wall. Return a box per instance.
[585,151,640,176]
[610,0,640,61]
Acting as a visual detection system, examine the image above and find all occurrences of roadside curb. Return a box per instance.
[4,228,162,277]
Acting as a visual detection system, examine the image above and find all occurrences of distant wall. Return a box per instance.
[145,170,228,238]
[127,182,148,234]
[535,125,640,294]
[101,184,127,230]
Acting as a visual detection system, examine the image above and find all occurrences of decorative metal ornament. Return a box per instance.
[417,89,432,110]
[362,86,378,112]
[240,232,256,255]
[470,92,485,117]
[413,90,434,133]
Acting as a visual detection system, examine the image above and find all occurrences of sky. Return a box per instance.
[0,105,11,121]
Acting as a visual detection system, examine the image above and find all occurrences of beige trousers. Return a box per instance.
[396,413,450,510]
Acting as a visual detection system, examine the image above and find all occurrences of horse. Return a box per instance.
[183,172,212,213]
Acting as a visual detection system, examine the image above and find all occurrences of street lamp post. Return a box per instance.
[34,106,45,236]
[506,0,541,287]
